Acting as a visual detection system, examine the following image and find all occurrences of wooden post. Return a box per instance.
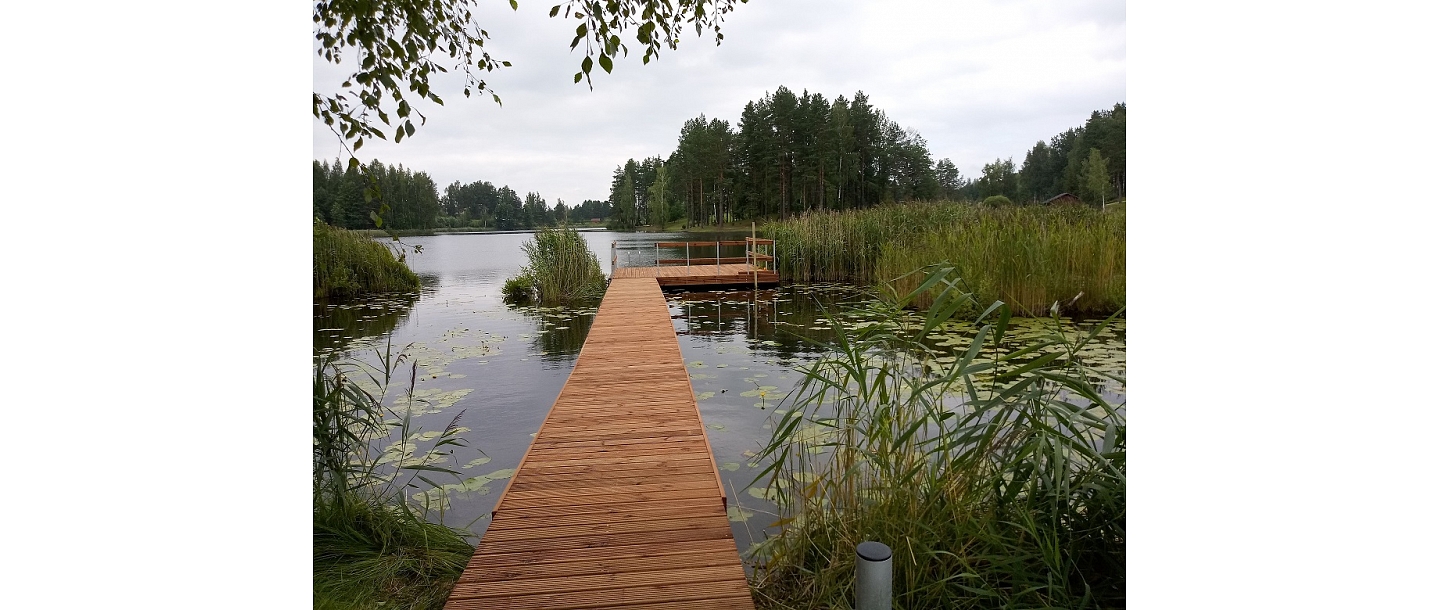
[751,222,758,292]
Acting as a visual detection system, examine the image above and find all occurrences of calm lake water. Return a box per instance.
[314,231,1126,555]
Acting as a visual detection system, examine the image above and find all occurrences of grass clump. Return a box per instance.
[313,348,476,610]
[982,195,1013,207]
[314,219,421,299]
[766,202,1124,316]
[504,226,606,305]
[501,272,536,302]
[748,265,1125,609]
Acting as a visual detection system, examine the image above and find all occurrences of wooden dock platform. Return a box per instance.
[612,263,778,288]
[444,278,755,610]
[609,238,780,288]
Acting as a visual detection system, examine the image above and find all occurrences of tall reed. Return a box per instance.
[748,266,1125,608]
[507,226,606,305]
[766,202,1124,316]
[313,347,476,610]
[314,219,421,299]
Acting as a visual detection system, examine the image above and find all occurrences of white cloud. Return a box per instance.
[313,0,1125,202]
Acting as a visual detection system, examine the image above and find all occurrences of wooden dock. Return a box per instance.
[610,238,779,288]
[612,263,778,288]
[444,278,755,610]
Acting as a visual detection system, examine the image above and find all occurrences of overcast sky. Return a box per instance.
[312,0,1125,206]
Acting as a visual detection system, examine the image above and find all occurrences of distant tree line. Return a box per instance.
[313,159,609,231]
[313,159,441,230]
[605,89,1126,229]
[1010,103,1126,205]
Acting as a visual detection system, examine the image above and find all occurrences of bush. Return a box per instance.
[501,272,536,303]
[982,195,1013,207]
[505,227,606,305]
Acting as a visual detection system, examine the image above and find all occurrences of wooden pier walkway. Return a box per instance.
[444,278,755,610]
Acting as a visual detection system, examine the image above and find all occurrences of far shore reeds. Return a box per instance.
[766,201,1124,316]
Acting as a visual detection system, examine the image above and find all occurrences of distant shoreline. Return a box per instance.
[353,226,610,237]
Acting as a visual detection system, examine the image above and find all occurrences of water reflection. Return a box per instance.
[506,303,600,366]
[313,292,419,354]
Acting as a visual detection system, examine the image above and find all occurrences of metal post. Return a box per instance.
[856,541,892,610]
[611,241,616,274]
[716,241,721,268]
[686,242,691,267]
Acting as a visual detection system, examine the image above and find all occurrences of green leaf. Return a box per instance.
[394,126,404,142]
[581,55,593,74]
[574,71,583,83]
[509,0,518,10]
[404,120,415,137]
[598,54,613,74]
[549,5,560,17]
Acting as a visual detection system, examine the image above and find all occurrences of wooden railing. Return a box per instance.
[608,228,775,285]
[650,240,775,268]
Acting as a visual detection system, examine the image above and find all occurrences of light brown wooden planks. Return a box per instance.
[444,278,753,610]
[611,263,778,288]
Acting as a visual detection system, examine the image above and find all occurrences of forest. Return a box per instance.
[606,89,1126,229]
[311,94,1124,232]
[312,159,608,231]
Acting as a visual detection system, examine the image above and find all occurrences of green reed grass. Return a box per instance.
[314,219,421,299]
[766,202,1124,316]
[507,226,606,306]
[314,347,475,610]
[748,265,1125,609]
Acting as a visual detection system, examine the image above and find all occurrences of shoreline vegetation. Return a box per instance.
[314,219,422,299]
[749,266,1125,608]
[766,201,1125,316]
[313,350,475,610]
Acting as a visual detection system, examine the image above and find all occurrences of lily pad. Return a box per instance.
[720,462,741,471]
[741,385,779,398]
[747,486,780,501]
[695,391,715,401]
[480,468,515,481]
[727,506,755,522]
